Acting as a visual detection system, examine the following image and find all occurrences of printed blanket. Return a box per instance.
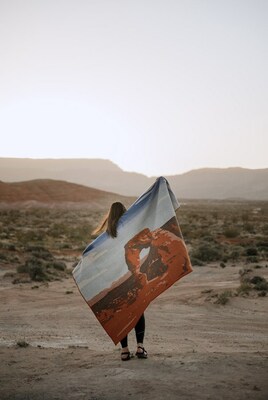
[73,177,192,344]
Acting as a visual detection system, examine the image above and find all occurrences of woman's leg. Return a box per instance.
[135,313,145,344]
[120,335,130,361]
[135,314,147,357]
[120,336,128,349]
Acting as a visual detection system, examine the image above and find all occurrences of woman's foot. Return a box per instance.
[136,344,148,359]
[121,347,131,361]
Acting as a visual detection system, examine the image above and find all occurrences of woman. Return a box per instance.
[93,202,148,361]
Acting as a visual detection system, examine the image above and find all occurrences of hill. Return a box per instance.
[0,179,133,209]
[167,167,268,200]
[0,158,267,200]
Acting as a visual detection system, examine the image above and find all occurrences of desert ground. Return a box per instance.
[1,263,268,400]
[0,201,268,399]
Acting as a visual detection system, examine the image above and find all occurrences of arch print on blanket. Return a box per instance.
[73,177,192,344]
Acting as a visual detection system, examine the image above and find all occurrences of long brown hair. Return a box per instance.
[93,202,126,238]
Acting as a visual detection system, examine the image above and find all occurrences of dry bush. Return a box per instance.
[237,282,252,296]
[16,340,29,348]
[223,227,239,238]
[47,261,66,271]
[215,291,232,305]
[237,268,268,297]
[250,276,268,292]
[191,242,223,263]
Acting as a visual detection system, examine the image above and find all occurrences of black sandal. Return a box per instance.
[121,351,131,361]
[135,346,148,359]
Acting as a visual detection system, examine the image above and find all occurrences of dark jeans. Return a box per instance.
[120,313,145,348]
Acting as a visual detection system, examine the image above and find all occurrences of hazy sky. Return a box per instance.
[0,0,267,177]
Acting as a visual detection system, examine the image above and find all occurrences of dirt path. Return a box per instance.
[1,265,268,399]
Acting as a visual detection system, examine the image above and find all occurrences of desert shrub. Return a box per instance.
[189,256,204,266]
[16,230,44,244]
[239,275,251,284]
[16,340,29,347]
[0,232,9,239]
[228,251,239,261]
[241,213,249,222]
[21,257,48,281]
[256,238,268,249]
[202,235,215,243]
[250,276,268,291]
[3,272,15,278]
[191,243,223,262]
[59,243,71,249]
[17,264,29,273]
[223,227,239,238]
[216,291,232,305]
[226,246,243,261]
[255,281,268,291]
[29,264,47,281]
[262,224,268,234]
[0,253,7,261]
[220,262,226,268]
[32,250,53,261]
[25,245,53,261]
[243,223,255,233]
[245,247,258,256]
[0,242,16,251]
[239,268,252,279]
[67,223,91,242]
[11,256,20,264]
[47,261,66,271]
[256,240,268,254]
[212,212,218,220]
[18,256,68,281]
[48,223,70,238]
[237,282,252,295]
[187,228,203,240]
[247,256,259,263]
[232,216,238,224]
[250,276,265,284]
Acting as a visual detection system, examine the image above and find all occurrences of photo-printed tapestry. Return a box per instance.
[73,177,193,344]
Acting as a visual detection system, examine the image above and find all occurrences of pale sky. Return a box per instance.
[0,0,267,177]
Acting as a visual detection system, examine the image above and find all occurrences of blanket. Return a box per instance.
[73,177,192,344]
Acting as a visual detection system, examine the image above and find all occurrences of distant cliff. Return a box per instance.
[0,158,267,200]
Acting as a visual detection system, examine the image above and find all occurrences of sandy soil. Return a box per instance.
[0,264,268,400]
